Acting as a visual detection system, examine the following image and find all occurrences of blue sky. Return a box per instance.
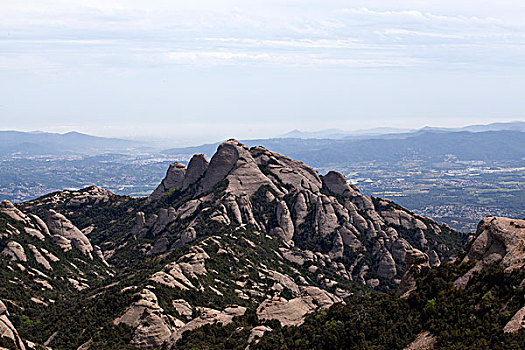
[1,0,525,145]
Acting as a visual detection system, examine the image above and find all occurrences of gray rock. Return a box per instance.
[397,248,429,297]
[0,200,30,224]
[115,289,175,349]
[148,162,186,202]
[455,216,525,288]
[322,171,359,197]
[0,300,26,350]
[46,210,93,259]
[1,241,27,262]
[377,250,397,279]
[183,154,208,189]
[257,286,341,326]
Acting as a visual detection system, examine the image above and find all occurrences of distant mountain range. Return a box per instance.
[163,129,525,167]
[0,130,145,156]
[2,121,524,159]
[281,121,525,140]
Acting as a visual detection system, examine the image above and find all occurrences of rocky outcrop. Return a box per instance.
[148,162,187,202]
[150,247,209,290]
[0,200,30,224]
[200,139,278,196]
[504,306,525,333]
[1,241,27,262]
[321,171,359,197]
[67,186,114,206]
[115,289,178,349]
[397,248,430,297]
[183,154,208,189]
[455,216,525,288]
[257,286,341,326]
[46,210,93,259]
[247,325,272,347]
[0,300,26,350]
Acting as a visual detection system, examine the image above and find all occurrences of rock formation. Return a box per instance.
[0,300,26,350]
[455,216,525,288]
[46,210,93,259]
[397,248,430,297]
[138,139,460,288]
[148,162,187,202]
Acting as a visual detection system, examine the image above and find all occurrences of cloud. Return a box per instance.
[1,1,525,71]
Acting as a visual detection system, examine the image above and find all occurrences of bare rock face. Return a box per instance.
[28,245,52,270]
[247,325,272,347]
[0,300,26,350]
[115,289,176,349]
[46,210,93,259]
[377,250,397,279]
[148,162,187,202]
[504,306,525,333]
[0,200,31,224]
[67,186,114,206]
[200,139,277,196]
[183,154,208,189]
[455,216,525,289]
[257,286,341,326]
[397,248,430,297]
[1,241,27,262]
[172,299,193,320]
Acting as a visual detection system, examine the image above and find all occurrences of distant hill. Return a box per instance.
[279,121,525,140]
[0,130,145,156]
[281,127,412,139]
[162,129,525,167]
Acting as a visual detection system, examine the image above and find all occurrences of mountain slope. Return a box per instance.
[162,130,525,166]
[1,139,467,349]
[180,217,525,350]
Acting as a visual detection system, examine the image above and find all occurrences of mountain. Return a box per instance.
[281,127,412,139]
[279,121,525,140]
[423,120,525,133]
[0,139,469,349]
[162,130,525,166]
[0,130,145,156]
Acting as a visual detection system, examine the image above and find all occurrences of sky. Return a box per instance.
[1,0,525,146]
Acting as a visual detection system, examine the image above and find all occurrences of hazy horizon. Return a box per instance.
[2,119,524,148]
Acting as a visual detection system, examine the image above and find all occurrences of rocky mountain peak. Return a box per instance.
[182,154,208,189]
[148,162,187,202]
[134,139,462,289]
[199,139,277,196]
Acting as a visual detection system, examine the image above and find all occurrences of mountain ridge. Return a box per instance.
[2,138,524,349]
